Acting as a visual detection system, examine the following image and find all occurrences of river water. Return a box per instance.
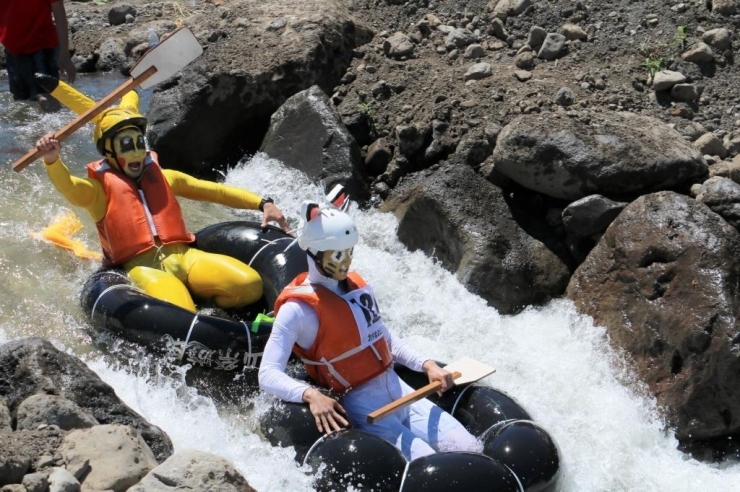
[0,74,738,491]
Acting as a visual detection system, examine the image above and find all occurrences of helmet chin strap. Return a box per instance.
[105,153,120,171]
[103,138,119,167]
[309,250,330,277]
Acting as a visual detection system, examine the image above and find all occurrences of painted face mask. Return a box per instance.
[320,248,354,281]
[111,127,147,179]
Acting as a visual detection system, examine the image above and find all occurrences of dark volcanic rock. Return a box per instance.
[0,338,173,462]
[493,113,708,200]
[259,85,370,203]
[145,0,372,177]
[383,163,572,314]
[566,192,740,445]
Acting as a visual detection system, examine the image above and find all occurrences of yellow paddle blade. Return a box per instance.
[31,211,102,261]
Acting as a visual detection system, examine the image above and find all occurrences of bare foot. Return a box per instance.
[37,94,61,113]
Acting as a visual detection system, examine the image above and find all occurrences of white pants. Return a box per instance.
[341,369,481,460]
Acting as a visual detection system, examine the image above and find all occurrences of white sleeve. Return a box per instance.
[258,300,319,403]
[384,324,427,372]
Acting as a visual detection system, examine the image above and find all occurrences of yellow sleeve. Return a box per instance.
[44,158,108,222]
[163,169,262,210]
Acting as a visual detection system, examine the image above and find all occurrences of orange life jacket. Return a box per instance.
[87,152,194,266]
[274,271,393,393]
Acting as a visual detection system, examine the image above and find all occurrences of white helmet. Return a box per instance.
[297,185,358,252]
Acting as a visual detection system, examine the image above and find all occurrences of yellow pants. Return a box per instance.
[124,244,263,313]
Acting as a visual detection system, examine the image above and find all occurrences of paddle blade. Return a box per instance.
[443,357,496,385]
[131,27,203,89]
[366,358,496,424]
[11,27,202,173]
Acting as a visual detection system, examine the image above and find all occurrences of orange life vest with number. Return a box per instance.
[274,271,393,393]
[87,151,194,266]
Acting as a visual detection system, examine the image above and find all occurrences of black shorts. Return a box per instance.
[5,46,59,101]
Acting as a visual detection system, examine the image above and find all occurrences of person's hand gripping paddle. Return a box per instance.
[11,27,203,172]
[366,357,496,424]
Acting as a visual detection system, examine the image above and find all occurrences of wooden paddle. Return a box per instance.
[366,357,496,424]
[12,27,203,173]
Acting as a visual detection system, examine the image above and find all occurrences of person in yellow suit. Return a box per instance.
[34,79,291,313]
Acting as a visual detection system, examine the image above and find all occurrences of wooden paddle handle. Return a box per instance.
[12,65,158,173]
[366,370,461,424]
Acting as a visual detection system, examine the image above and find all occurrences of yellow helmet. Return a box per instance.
[94,92,147,156]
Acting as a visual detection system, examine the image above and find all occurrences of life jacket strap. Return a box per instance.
[300,342,372,390]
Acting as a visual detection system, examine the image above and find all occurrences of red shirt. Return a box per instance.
[0,0,59,55]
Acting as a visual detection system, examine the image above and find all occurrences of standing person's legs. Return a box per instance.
[4,47,60,111]
[34,47,61,111]
[5,49,30,101]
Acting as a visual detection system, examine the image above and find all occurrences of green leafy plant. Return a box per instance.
[638,38,670,78]
[638,26,691,78]
[358,101,373,116]
[674,25,688,50]
[356,101,377,138]
[641,54,664,78]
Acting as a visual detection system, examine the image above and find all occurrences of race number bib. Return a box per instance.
[342,285,384,346]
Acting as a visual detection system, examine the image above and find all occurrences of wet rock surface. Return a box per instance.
[0,338,255,491]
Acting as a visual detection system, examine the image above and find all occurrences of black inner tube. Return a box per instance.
[80,221,308,373]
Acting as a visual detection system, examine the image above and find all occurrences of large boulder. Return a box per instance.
[16,394,98,431]
[259,85,370,202]
[0,338,173,462]
[492,113,708,200]
[382,163,572,314]
[128,449,255,492]
[58,424,158,492]
[147,0,372,176]
[566,192,740,444]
